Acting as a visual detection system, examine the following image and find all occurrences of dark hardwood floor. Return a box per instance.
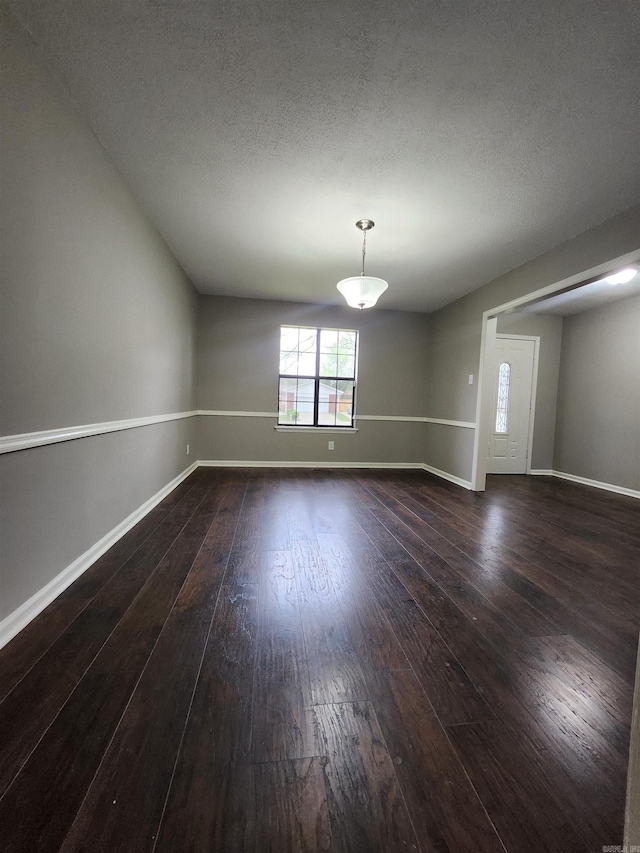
[0,467,638,852]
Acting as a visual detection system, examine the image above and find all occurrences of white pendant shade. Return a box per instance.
[336,275,389,309]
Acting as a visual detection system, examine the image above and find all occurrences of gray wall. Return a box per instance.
[0,12,197,622]
[496,312,563,470]
[197,295,429,464]
[554,296,640,490]
[425,204,640,481]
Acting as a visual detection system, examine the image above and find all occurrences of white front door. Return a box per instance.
[487,337,536,474]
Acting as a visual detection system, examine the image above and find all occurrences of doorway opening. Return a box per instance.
[471,247,640,491]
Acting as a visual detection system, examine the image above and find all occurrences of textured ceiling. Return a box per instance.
[8,0,640,312]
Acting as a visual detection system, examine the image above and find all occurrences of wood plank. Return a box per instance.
[350,473,638,678]
[314,700,421,853]
[153,475,271,852]
[60,476,250,853]
[317,533,411,674]
[0,474,216,800]
[0,475,200,702]
[499,634,631,763]
[0,479,234,853]
[418,621,627,844]
[251,549,317,761]
[154,581,258,851]
[367,668,505,853]
[352,546,493,725]
[249,758,332,852]
[352,473,561,638]
[447,720,592,853]
[293,538,370,707]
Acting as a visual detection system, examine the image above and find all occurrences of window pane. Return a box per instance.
[295,378,315,403]
[319,353,338,377]
[297,351,316,376]
[279,351,299,374]
[338,330,356,354]
[317,328,357,377]
[318,379,337,425]
[319,380,355,426]
[318,410,337,426]
[278,378,298,424]
[298,329,317,356]
[319,352,355,378]
[279,327,317,377]
[338,355,355,378]
[495,362,511,433]
[292,377,314,425]
[320,329,338,353]
[336,379,353,395]
[280,327,299,351]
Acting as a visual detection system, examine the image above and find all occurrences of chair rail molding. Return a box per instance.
[0,411,199,454]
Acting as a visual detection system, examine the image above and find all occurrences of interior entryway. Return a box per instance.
[486,335,537,474]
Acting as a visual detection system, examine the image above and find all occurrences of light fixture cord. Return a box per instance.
[361,229,367,276]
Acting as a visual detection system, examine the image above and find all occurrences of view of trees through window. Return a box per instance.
[278,326,358,427]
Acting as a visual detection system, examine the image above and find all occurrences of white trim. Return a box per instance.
[356,414,426,423]
[528,469,555,476]
[198,410,277,418]
[421,463,473,490]
[197,459,423,469]
[0,462,198,650]
[485,248,640,318]
[198,459,473,490]
[0,411,198,455]
[1,410,477,455]
[274,426,358,433]
[472,316,497,490]
[202,411,476,427]
[529,469,640,500]
[200,411,475,427]
[495,334,541,339]
[422,417,476,429]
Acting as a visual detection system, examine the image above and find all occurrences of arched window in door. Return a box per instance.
[495,362,511,433]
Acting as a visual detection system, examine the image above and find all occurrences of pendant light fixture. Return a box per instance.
[337,219,389,309]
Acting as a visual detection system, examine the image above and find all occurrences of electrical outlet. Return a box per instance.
[468,374,474,385]
[186,444,190,455]
[328,441,335,451]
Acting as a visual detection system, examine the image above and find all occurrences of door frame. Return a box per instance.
[470,247,640,491]
[491,333,540,475]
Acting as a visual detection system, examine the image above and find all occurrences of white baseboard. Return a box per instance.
[198,459,474,489]
[0,461,198,651]
[421,463,473,490]
[528,469,555,477]
[529,469,639,500]
[197,459,424,469]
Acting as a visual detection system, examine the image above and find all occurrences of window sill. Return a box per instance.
[274,426,358,434]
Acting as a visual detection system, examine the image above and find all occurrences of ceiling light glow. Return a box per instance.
[604,268,637,285]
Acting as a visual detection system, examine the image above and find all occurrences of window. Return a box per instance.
[495,362,511,433]
[278,326,358,427]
